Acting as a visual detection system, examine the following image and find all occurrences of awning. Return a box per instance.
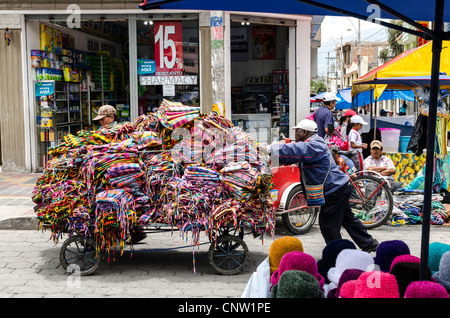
[353,41,450,99]
[138,0,450,23]
[341,88,416,110]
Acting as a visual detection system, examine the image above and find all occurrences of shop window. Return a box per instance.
[136,18,199,115]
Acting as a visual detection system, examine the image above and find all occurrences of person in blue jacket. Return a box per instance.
[269,119,378,252]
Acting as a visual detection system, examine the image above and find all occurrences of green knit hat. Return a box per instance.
[270,270,325,298]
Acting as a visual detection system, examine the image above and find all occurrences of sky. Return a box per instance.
[317,16,389,78]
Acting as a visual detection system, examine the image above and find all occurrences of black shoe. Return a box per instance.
[362,239,379,253]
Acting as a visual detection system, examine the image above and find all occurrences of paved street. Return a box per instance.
[0,222,449,298]
[0,172,449,299]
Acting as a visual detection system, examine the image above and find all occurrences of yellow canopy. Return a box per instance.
[352,40,450,99]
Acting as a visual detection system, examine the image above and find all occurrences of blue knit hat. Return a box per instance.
[374,240,410,272]
[317,239,356,283]
[429,242,450,274]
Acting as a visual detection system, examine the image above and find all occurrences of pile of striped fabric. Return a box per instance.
[33,100,275,253]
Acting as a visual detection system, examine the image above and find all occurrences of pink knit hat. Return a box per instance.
[389,254,420,272]
[271,251,325,292]
[339,280,357,298]
[404,281,449,298]
[353,271,400,298]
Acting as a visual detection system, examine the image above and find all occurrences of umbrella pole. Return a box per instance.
[419,0,444,281]
[373,96,377,140]
[370,90,373,131]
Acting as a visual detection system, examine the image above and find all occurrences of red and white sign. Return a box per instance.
[154,20,183,76]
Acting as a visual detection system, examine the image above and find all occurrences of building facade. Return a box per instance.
[0,2,320,172]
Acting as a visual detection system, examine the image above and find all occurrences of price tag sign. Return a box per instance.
[154,20,183,76]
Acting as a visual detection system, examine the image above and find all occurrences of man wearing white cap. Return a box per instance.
[269,119,378,252]
[314,92,341,140]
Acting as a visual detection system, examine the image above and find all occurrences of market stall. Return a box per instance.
[32,99,275,275]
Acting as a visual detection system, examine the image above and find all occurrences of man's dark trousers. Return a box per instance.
[318,182,374,249]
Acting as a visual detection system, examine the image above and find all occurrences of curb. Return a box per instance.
[0,216,39,230]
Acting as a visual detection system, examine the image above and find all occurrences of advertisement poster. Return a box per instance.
[252,26,276,60]
[137,58,156,75]
[230,27,248,62]
[35,81,54,97]
[154,20,183,76]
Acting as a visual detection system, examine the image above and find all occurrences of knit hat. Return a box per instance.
[270,270,325,298]
[390,262,431,297]
[328,268,364,298]
[269,236,304,274]
[354,271,400,298]
[339,280,358,298]
[317,239,357,283]
[374,240,410,272]
[404,281,449,298]
[429,242,450,274]
[389,254,420,272]
[327,249,375,286]
[271,251,325,292]
[432,251,450,291]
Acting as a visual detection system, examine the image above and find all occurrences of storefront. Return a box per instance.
[0,8,313,172]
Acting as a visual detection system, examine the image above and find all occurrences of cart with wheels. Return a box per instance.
[55,191,272,276]
[270,165,320,235]
[34,105,275,277]
[56,221,266,277]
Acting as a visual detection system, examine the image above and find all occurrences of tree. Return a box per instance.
[311,78,327,94]
[379,20,404,63]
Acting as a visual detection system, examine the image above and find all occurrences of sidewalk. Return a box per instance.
[0,172,41,230]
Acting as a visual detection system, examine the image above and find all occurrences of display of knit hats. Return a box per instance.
[428,242,450,274]
[268,236,304,274]
[317,239,357,283]
[328,268,364,299]
[373,240,410,272]
[388,254,420,272]
[327,249,375,289]
[390,262,431,297]
[432,251,450,292]
[353,271,400,298]
[270,270,325,298]
[270,251,324,292]
[404,281,449,298]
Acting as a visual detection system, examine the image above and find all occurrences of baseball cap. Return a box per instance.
[350,115,368,125]
[292,119,318,132]
[93,105,116,121]
[322,92,341,102]
[370,140,383,149]
[344,109,357,117]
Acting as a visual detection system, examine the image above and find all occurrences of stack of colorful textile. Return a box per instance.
[33,99,274,255]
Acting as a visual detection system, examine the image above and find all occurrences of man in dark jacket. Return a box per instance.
[270,119,378,252]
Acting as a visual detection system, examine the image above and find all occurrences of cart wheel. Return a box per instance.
[208,234,249,275]
[60,235,100,276]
